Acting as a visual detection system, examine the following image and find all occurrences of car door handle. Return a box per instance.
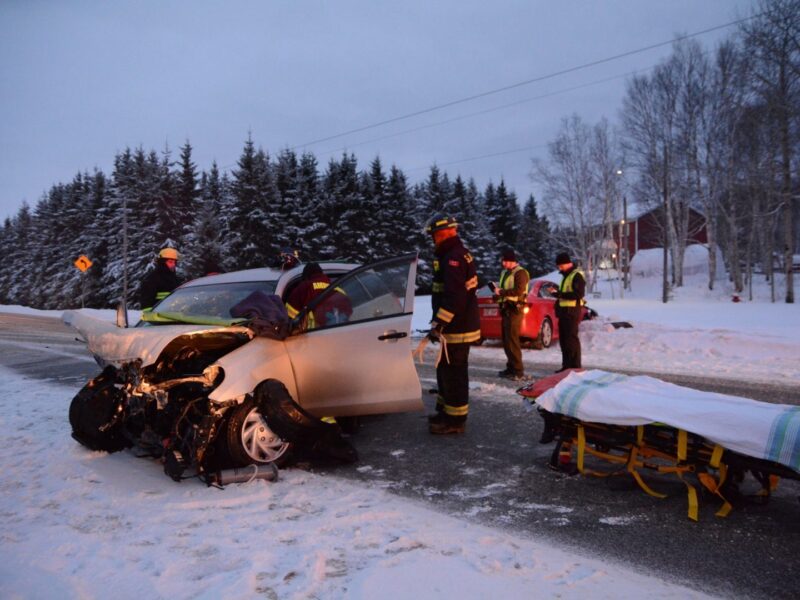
[378,331,407,341]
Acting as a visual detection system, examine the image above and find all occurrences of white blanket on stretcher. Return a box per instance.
[534,370,800,473]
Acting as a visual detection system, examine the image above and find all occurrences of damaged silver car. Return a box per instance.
[64,254,422,483]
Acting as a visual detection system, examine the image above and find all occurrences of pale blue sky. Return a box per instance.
[0,0,753,221]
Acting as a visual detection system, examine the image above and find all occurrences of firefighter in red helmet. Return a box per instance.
[424,215,481,435]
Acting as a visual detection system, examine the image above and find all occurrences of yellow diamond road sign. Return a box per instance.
[74,255,93,272]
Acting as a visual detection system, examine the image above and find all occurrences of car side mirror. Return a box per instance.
[115,301,129,328]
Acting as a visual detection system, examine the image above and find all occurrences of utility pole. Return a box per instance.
[122,194,129,307]
[622,195,629,291]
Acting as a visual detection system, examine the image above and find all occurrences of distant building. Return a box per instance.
[615,206,707,260]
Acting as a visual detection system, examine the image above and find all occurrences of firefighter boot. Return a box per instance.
[429,417,466,435]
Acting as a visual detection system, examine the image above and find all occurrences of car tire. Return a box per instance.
[223,394,292,468]
[532,317,553,350]
[68,366,130,453]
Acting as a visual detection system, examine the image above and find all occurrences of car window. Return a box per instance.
[149,281,278,322]
[539,282,559,299]
[301,256,413,331]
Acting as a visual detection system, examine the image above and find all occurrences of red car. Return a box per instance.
[477,279,593,349]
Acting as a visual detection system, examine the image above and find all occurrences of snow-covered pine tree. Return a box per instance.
[361,157,391,261]
[5,202,34,307]
[183,163,226,279]
[518,194,553,277]
[273,148,303,256]
[227,136,272,269]
[175,141,200,251]
[451,175,494,285]
[384,164,422,257]
[0,217,13,304]
[318,153,366,262]
[294,152,321,261]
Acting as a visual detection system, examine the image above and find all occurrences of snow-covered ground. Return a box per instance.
[0,367,714,599]
[0,246,797,598]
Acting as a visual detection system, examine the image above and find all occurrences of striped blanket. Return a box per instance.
[534,370,800,474]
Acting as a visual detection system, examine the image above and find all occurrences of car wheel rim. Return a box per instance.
[241,408,289,463]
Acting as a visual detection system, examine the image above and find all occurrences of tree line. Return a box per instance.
[0,138,554,309]
[534,0,799,303]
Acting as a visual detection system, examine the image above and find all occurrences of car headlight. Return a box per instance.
[202,365,225,388]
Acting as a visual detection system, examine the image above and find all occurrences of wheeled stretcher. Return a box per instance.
[518,370,800,521]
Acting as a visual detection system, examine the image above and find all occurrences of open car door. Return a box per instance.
[285,253,422,417]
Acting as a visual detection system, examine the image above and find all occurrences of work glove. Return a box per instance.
[426,322,443,343]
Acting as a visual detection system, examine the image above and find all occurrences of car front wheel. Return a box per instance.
[224,398,291,467]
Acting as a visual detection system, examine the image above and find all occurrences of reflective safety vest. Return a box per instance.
[558,269,586,308]
[498,265,529,306]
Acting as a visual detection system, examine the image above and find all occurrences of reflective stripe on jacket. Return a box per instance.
[431,235,481,344]
[558,269,586,308]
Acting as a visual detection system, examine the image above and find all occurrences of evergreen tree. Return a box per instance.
[294,152,321,260]
[318,154,366,261]
[517,194,553,277]
[175,141,200,244]
[5,203,34,307]
[451,176,494,285]
[273,148,302,254]
[226,135,274,269]
[485,180,520,255]
[183,163,226,279]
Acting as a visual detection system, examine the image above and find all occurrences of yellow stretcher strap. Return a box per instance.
[676,471,699,522]
[677,429,688,462]
[577,426,586,473]
[627,447,667,499]
[709,444,724,468]
[697,464,733,518]
[636,425,644,445]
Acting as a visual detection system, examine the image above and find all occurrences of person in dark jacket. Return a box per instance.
[139,247,182,311]
[490,248,530,381]
[554,252,586,371]
[285,262,352,329]
[425,215,481,435]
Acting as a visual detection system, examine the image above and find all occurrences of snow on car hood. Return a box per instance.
[62,309,254,368]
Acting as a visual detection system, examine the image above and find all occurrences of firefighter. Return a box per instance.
[139,247,181,311]
[554,252,585,371]
[425,215,481,435]
[490,248,530,381]
[285,262,351,329]
[278,247,301,271]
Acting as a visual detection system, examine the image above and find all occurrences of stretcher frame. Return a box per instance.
[519,372,799,521]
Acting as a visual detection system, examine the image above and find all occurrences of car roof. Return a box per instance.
[179,261,360,288]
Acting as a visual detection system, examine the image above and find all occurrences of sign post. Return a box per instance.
[73,255,93,308]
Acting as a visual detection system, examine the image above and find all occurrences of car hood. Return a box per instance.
[62,309,254,368]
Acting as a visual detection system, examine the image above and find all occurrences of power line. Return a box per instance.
[293,15,755,150]
[318,64,657,158]
[406,144,549,174]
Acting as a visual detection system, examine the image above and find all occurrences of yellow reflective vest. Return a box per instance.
[558,269,586,308]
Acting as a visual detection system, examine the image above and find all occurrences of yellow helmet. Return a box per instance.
[159,247,180,261]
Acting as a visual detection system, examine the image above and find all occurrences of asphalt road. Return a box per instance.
[1,312,798,599]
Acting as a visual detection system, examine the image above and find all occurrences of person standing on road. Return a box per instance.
[554,252,585,371]
[490,249,530,381]
[425,215,481,435]
[139,247,182,311]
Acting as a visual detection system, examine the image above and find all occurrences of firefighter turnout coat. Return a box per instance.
[431,236,481,343]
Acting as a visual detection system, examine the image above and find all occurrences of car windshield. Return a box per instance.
[141,280,278,326]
